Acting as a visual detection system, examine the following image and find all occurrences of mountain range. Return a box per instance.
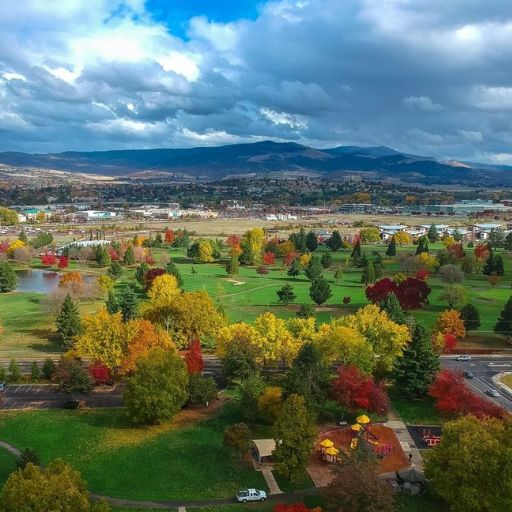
[0,141,509,186]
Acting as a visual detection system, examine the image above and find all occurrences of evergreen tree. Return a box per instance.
[379,293,405,324]
[394,322,440,398]
[287,259,301,279]
[18,230,28,244]
[42,358,55,380]
[452,229,463,242]
[416,236,429,255]
[320,252,333,269]
[277,284,296,305]
[165,259,184,287]
[494,296,512,338]
[505,232,512,252]
[309,276,332,305]
[305,231,318,252]
[105,290,119,314]
[334,266,343,282]
[305,257,323,281]
[135,262,149,285]
[351,239,362,264]
[118,286,138,322]
[361,261,375,285]
[273,394,316,482]
[225,256,239,277]
[289,227,307,252]
[326,230,343,252]
[56,294,82,348]
[0,261,17,292]
[123,245,136,265]
[95,245,111,267]
[7,358,21,383]
[427,224,439,242]
[483,253,505,276]
[385,236,397,257]
[461,303,481,331]
[30,361,40,382]
[107,261,123,280]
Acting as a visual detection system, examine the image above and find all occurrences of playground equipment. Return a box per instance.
[319,438,340,462]
[350,415,393,457]
[421,428,441,448]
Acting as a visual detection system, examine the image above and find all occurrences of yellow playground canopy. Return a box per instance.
[351,423,362,432]
[324,446,339,456]
[356,414,370,425]
[319,439,334,448]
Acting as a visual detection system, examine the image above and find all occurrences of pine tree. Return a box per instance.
[385,236,397,257]
[305,231,318,252]
[334,266,343,282]
[461,303,481,331]
[165,259,184,287]
[416,236,429,255]
[95,245,111,267]
[483,254,505,276]
[277,284,296,305]
[123,246,136,265]
[305,257,323,281]
[7,358,21,383]
[320,252,333,269]
[107,261,123,280]
[119,286,138,322]
[18,231,28,244]
[326,230,343,252]
[225,256,239,277]
[0,262,17,292]
[135,262,149,285]
[505,232,512,252]
[361,261,375,285]
[56,294,82,348]
[494,296,512,338]
[287,259,301,279]
[309,276,332,305]
[427,224,439,242]
[42,358,55,380]
[394,322,440,398]
[30,361,40,382]
[379,293,405,324]
[105,290,119,314]
[351,240,362,264]
[273,394,316,482]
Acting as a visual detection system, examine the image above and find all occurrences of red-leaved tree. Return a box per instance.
[41,252,57,266]
[331,365,389,415]
[429,370,505,419]
[57,255,69,269]
[108,247,120,261]
[88,361,113,386]
[143,267,166,290]
[256,266,269,277]
[185,338,204,374]
[164,228,175,245]
[365,278,397,303]
[273,504,316,512]
[263,251,276,266]
[415,268,429,281]
[395,277,431,310]
[283,252,298,267]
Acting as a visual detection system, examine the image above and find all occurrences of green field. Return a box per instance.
[1,242,512,359]
[0,401,267,501]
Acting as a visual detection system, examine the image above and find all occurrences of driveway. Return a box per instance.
[0,384,124,410]
[441,355,512,412]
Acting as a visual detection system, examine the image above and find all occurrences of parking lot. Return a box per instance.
[441,356,512,412]
[0,383,124,410]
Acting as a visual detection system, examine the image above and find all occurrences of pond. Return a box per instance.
[15,269,94,294]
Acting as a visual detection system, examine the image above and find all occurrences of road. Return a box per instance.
[441,355,512,412]
[0,384,124,410]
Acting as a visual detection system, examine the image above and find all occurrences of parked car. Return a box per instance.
[235,489,267,503]
[0,383,6,392]
[488,389,501,397]
[456,355,472,362]
[464,372,474,379]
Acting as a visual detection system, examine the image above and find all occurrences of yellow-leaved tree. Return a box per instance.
[313,323,374,373]
[394,231,412,245]
[74,309,133,370]
[254,312,301,365]
[285,317,317,343]
[299,252,312,269]
[433,309,466,338]
[336,304,410,372]
[147,274,179,302]
[418,252,439,272]
[216,322,260,359]
[197,239,215,263]
[240,227,265,265]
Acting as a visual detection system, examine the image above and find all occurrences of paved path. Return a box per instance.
[0,438,316,509]
[261,468,283,495]
[384,410,423,472]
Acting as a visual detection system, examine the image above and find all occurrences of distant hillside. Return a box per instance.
[0,141,510,186]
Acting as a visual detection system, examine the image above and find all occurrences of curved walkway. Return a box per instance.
[0,439,317,509]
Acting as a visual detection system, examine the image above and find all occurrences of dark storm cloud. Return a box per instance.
[0,0,512,163]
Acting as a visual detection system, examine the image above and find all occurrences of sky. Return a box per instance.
[1,0,512,163]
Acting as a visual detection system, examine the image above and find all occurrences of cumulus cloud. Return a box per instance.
[0,0,511,161]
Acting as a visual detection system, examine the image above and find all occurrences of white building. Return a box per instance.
[470,223,503,240]
[76,210,116,221]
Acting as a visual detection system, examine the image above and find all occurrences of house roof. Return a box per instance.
[252,439,276,458]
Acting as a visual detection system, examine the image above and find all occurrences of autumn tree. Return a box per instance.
[0,459,111,512]
[121,319,175,374]
[433,309,466,338]
[273,394,316,482]
[88,361,112,386]
[56,294,83,348]
[240,227,265,265]
[359,227,380,244]
[425,415,512,512]
[185,338,204,374]
[394,231,412,245]
[143,267,167,291]
[394,322,440,397]
[124,348,188,424]
[53,357,93,401]
[331,365,389,415]
[439,284,468,310]
[258,386,283,421]
[224,423,252,459]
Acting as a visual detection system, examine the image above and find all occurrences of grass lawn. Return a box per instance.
[389,392,444,425]
[0,449,17,486]
[499,373,512,388]
[0,402,267,501]
[396,491,448,511]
